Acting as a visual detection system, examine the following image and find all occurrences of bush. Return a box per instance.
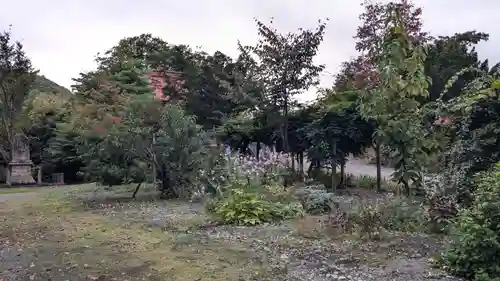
[208,180,303,226]
[380,197,426,232]
[441,164,500,281]
[210,188,274,225]
[353,175,378,189]
[303,191,335,215]
[345,198,427,239]
[294,185,336,215]
[423,175,458,233]
[349,204,383,240]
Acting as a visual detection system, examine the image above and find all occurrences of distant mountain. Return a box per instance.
[33,75,73,96]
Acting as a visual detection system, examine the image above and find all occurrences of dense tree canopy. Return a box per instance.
[4,0,500,207]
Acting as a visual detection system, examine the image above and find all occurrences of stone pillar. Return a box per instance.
[7,133,35,186]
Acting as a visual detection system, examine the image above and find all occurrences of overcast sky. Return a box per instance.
[1,0,498,102]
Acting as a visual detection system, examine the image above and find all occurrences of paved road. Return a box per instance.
[345,158,394,179]
[296,156,394,179]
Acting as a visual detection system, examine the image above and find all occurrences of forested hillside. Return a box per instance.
[33,75,72,96]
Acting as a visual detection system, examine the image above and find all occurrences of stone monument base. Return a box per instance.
[8,162,35,186]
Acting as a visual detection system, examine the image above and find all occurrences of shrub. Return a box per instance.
[349,204,383,240]
[208,180,303,226]
[379,197,426,232]
[210,188,274,225]
[423,175,458,233]
[353,175,378,189]
[327,206,353,234]
[294,185,335,215]
[303,191,335,215]
[441,164,500,281]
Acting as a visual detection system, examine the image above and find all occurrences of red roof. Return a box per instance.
[144,70,185,101]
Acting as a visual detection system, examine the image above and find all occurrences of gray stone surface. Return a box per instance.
[7,133,35,186]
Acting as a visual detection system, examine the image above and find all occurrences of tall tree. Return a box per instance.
[359,7,432,195]
[249,18,327,153]
[346,0,429,191]
[95,33,170,73]
[355,0,430,57]
[0,28,37,162]
[426,31,489,101]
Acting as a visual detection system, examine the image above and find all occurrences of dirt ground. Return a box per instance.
[0,184,460,281]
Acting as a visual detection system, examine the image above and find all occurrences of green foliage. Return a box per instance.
[437,71,500,204]
[32,75,72,96]
[349,204,383,240]
[426,31,489,101]
[302,190,334,215]
[208,180,303,226]
[0,28,37,162]
[306,103,373,173]
[380,197,426,232]
[359,8,434,194]
[353,175,378,190]
[244,18,327,152]
[211,187,274,226]
[442,164,500,281]
[294,184,336,215]
[346,198,426,239]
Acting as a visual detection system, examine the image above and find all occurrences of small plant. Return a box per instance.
[423,175,458,233]
[441,164,500,280]
[380,197,426,232]
[294,186,335,215]
[349,204,383,240]
[210,188,274,226]
[353,175,377,190]
[208,180,303,226]
[382,180,403,193]
[327,206,352,234]
[303,191,335,215]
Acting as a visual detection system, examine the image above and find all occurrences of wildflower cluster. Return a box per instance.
[226,150,289,185]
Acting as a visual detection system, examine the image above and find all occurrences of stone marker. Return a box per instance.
[7,133,35,186]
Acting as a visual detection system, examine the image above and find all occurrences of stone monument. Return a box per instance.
[7,133,35,186]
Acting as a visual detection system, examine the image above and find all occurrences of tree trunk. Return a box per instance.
[404,180,410,196]
[37,166,42,185]
[132,182,142,199]
[340,157,345,189]
[299,152,304,179]
[152,135,157,186]
[256,141,261,160]
[331,139,337,193]
[283,95,289,153]
[307,160,314,177]
[159,164,175,198]
[375,143,382,193]
[291,152,295,172]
